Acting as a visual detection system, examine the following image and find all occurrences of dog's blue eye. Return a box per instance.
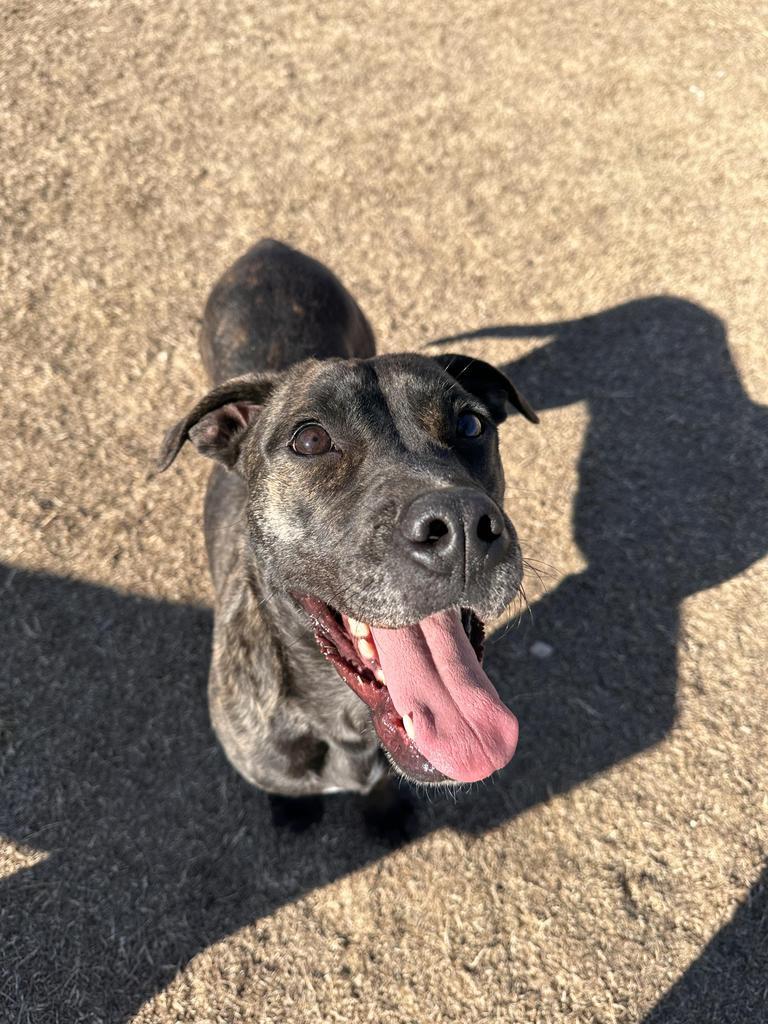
[292,423,333,456]
[457,412,484,438]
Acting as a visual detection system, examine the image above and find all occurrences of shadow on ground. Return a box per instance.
[643,861,768,1024]
[1,297,766,1021]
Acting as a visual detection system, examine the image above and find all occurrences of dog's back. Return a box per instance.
[199,239,375,383]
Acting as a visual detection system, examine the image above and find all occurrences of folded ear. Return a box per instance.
[155,372,279,473]
[433,354,539,424]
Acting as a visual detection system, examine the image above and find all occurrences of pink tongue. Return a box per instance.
[370,609,518,783]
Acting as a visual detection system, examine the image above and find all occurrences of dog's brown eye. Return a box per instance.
[291,423,333,456]
[457,411,484,439]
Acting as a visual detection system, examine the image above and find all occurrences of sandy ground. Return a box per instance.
[2,3,767,1022]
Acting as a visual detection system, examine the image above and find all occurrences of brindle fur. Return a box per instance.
[158,239,535,806]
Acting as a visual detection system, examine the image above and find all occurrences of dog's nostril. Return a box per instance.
[426,518,449,543]
[477,514,501,544]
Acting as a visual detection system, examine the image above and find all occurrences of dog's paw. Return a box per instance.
[362,782,417,847]
[269,794,325,833]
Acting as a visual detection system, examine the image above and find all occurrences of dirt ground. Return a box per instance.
[2,3,767,1022]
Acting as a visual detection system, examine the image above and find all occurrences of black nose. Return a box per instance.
[399,488,511,576]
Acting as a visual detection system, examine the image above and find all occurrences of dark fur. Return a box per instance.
[157,240,536,801]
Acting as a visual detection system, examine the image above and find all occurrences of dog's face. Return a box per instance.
[159,354,538,787]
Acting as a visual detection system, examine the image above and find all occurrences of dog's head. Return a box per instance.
[158,353,538,786]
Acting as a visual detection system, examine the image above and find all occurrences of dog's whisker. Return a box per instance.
[251,590,279,613]
[519,582,534,626]
[522,566,557,587]
[522,560,552,595]
[520,551,562,572]
[280,633,314,654]
[487,588,529,645]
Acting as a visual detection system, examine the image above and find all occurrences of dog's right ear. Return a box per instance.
[154,372,279,473]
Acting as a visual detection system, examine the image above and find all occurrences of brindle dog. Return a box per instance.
[157,240,537,827]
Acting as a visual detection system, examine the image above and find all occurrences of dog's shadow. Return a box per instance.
[1,297,765,1021]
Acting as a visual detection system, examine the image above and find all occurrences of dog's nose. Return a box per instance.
[399,488,511,576]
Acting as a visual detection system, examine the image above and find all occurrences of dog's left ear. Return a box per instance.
[433,354,539,424]
[154,372,279,473]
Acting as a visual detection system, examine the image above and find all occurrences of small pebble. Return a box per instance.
[530,641,554,659]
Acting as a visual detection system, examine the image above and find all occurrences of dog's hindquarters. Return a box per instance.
[199,238,375,383]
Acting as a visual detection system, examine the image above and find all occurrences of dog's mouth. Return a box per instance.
[293,595,519,785]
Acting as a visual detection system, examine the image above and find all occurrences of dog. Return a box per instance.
[157,240,538,821]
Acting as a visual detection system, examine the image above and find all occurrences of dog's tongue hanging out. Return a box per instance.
[369,609,518,783]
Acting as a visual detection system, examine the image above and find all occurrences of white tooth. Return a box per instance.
[358,637,377,662]
[374,666,386,684]
[348,617,371,638]
[402,714,415,739]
